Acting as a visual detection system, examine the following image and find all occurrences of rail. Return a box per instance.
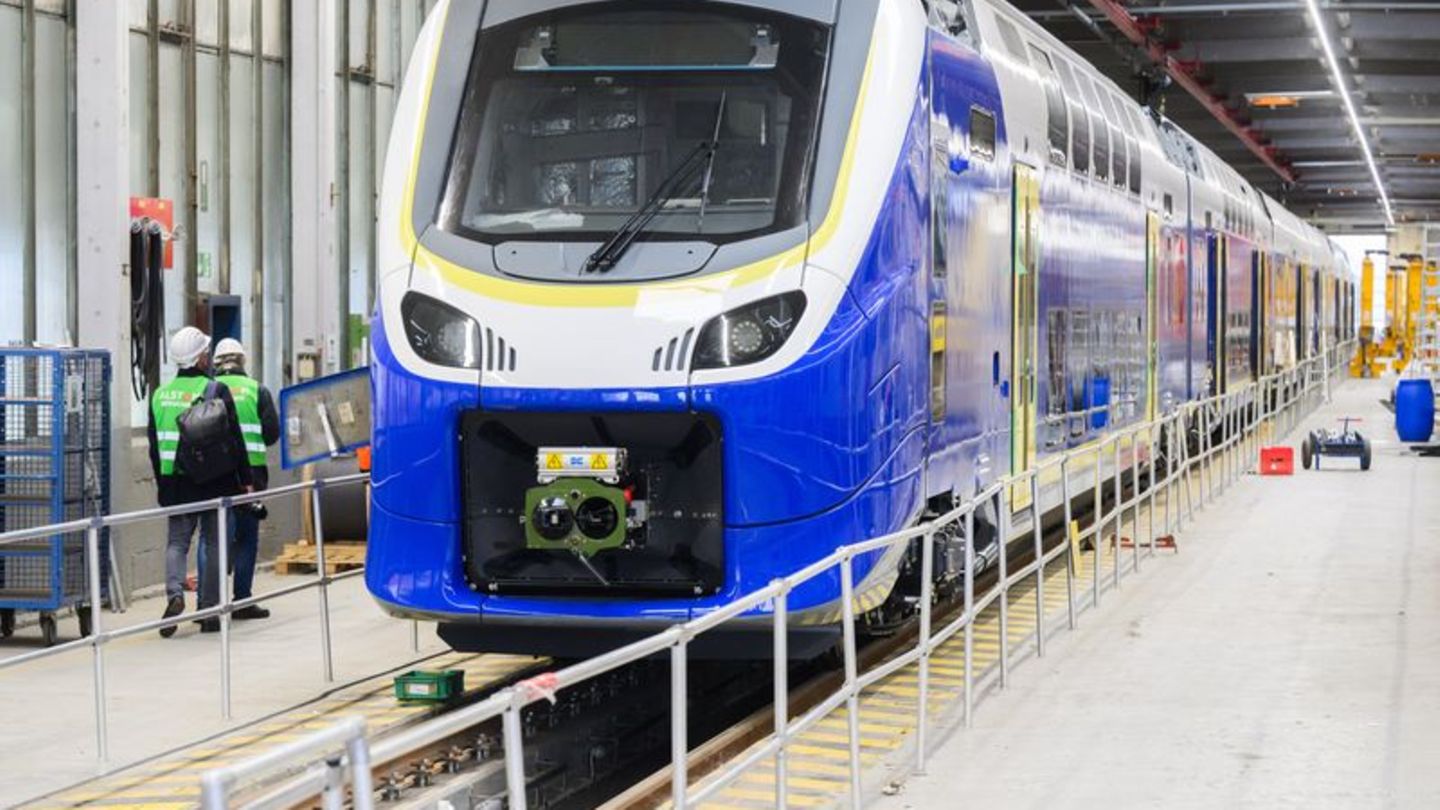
[0,469,425,768]
[202,340,1353,809]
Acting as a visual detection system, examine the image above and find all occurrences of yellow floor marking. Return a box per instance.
[719,787,825,806]
[815,717,911,734]
[797,729,903,750]
[98,788,201,801]
[739,771,847,792]
[82,803,194,810]
[784,744,863,762]
[785,759,852,777]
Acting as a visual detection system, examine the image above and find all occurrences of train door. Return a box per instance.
[1251,252,1263,379]
[1010,164,1039,509]
[1206,233,1224,395]
[1301,262,1313,358]
[1146,211,1160,421]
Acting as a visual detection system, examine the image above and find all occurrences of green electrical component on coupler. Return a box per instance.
[524,478,627,557]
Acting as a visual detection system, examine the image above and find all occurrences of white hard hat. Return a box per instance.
[169,326,211,369]
[214,337,247,361]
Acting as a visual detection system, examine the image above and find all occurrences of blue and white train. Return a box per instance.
[366,0,1354,657]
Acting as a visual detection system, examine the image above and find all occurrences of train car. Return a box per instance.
[365,0,1348,658]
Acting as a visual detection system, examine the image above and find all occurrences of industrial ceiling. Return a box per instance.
[1014,0,1440,231]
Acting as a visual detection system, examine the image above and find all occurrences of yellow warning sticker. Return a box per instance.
[590,453,609,470]
[545,454,563,470]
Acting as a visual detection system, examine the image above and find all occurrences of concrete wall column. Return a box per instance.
[290,0,340,380]
[74,1,131,426]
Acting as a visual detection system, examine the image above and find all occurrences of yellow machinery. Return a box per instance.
[1415,259,1440,378]
[1352,251,1386,377]
[1392,255,1425,372]
[1386,261,1412,371]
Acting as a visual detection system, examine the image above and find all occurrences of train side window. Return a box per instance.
[1054,57,1090,176]
[1027,45,1069,168]
[1111,124,1126,188]
[1093,116,1111,183]
[970,107,996,161]
[1099,91,1126,189]
[993,15,1029,63]
[1083,75,1111,183]
[1127,135,1141,194]
[1163,192,1173,220]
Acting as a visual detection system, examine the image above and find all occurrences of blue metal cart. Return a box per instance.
[0,348,111,646]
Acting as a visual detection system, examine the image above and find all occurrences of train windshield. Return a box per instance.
[438,4,829,245]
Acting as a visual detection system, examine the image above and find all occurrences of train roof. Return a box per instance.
[966,0,1337,271]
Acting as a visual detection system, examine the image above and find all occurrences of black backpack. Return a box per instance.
[175,381,243,485]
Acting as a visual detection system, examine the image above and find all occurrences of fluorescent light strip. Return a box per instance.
[1304,0,1394,225]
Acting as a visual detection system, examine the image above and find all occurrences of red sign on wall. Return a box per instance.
[129,196,175,269]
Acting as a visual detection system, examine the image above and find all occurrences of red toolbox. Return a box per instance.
[1259,446,1294,476]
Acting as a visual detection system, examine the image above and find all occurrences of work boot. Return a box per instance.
[233,605,271,621]
[159,596,184,638]
[199,618,220,633]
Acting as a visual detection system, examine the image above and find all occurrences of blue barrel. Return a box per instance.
[1395,379,1436,442]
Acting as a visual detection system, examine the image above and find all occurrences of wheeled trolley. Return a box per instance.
[1301,417,1371,471]
[0,348,112,646]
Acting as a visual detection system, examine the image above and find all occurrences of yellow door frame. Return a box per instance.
[1011,165,1039,509]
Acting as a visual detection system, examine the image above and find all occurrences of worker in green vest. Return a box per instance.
[214,338,281,619]
[148,326,253,637]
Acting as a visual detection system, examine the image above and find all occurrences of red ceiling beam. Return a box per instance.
[1083,0,1298,184]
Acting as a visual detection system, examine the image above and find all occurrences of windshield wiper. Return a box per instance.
[584,95,727,274]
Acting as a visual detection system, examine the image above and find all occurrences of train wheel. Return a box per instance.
[1301,437,1313,470]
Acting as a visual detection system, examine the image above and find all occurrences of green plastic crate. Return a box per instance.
[394,669,465,703]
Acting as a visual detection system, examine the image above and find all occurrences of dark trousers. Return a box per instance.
[166,512,220,609]
[231,507,261,600]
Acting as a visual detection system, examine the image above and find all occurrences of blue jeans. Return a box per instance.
[194,510,244,604]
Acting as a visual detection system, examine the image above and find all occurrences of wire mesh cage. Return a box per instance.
[0,348,111,642]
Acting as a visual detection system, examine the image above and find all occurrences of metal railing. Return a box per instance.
[203,340,1352,810]
[0,469,423,768]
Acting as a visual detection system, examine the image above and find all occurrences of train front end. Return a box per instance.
[368,0,928,656]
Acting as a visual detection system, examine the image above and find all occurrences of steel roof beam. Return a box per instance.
[1303,0,1395,224]
[1081,0,1297,183]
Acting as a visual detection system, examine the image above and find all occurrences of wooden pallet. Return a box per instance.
[273,540,367,575]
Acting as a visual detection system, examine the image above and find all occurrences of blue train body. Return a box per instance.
[364,0,1352,656]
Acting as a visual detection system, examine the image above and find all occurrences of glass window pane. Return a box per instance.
[1027,44,1068,169]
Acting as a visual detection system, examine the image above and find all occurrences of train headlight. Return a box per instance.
[692,292,807,370]
[401,292,481,369]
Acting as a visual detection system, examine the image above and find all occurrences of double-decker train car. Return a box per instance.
[365,0,1354,657]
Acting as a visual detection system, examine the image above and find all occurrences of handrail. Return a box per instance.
[0,467,423,774]
[204,340,1353,809]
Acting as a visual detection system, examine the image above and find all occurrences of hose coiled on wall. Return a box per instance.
[129,221,165,400]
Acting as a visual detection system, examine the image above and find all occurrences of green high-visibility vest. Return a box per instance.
[218,374,268,467]
[150,375,212,477]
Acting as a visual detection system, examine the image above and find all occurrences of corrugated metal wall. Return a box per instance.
[0,0,434,395]
[0,0,70,348]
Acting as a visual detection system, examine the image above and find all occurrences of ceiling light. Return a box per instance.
[1303,0,1394,226]
[1244,90,1334,109]
[1248,95,1303,109]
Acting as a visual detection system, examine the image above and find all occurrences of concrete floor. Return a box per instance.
[879,376,1440,810]
[0,570,449,806]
